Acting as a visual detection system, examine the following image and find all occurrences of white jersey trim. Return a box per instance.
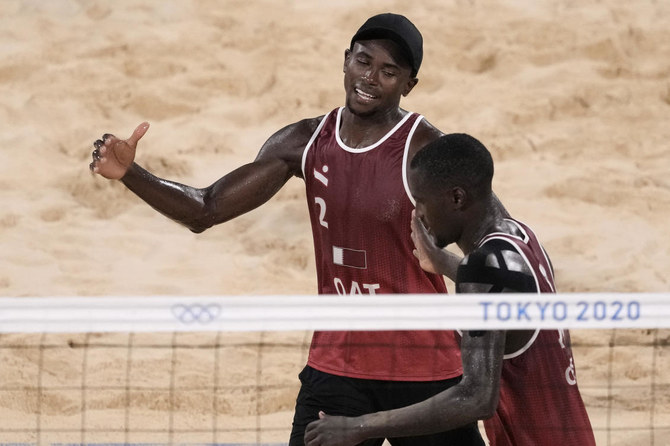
[478,225,551,359]
[504,329,541,360]
[485,219,556,293]
[505,218,555,286]
[481,219,529,244]
[301,111,333,178]
[403,114,425,206]
[334,107,416,153]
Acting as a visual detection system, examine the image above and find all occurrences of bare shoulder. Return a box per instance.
[457,238,535,294]
[408,116,445,159]
[255,116,325,174]
[458,237,538,354]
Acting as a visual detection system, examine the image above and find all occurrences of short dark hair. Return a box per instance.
[350,13,423,77]
[410,133,494,198]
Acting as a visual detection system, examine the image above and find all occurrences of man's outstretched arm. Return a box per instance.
[90,120,315,233]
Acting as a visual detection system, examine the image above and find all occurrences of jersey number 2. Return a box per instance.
[314,197,328,228]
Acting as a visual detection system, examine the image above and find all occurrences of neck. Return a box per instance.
[340,106,405,148]
[457,197,507,255]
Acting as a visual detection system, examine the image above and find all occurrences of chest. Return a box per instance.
[307,142,410,223]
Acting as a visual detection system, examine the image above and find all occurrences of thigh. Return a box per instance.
[288,366,384,446]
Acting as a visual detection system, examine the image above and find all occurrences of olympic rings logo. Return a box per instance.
[171,303,221,324]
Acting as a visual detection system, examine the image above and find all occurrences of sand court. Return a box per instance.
[1,0,669,444]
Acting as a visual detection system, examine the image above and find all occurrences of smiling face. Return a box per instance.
[343,39,417,117]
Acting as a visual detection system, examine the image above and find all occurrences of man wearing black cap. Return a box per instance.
[90,13,484,446]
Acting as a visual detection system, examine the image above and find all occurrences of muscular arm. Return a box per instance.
[120,155,294,233]
[91,119,320,233]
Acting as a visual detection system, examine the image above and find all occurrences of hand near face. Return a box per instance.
[411,210,442,275]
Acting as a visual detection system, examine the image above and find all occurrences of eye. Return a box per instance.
[382,70,396,78]
[356,58,370,66]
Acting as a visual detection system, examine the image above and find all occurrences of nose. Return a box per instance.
[363,68,378,85]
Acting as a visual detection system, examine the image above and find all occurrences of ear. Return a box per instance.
[343,48,352,73]
[402,77,419,97]
[451,186,468,210]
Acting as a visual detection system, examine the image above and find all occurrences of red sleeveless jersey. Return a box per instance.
[480,219,595,445]
[301,107,462,381]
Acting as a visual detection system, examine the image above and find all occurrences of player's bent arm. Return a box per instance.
[357,331,504,436]
[119,118,320,233]
[120,157,292,233]
[304,331,505,446]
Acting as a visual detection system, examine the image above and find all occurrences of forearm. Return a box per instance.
[355,384,492,440]
[348,331,504,442]
[121,163,212,232]
[121,157,293,233]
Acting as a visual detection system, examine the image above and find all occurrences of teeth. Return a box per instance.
[356,88,375,99]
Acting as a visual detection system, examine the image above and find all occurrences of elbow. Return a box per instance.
[475,399,498,420]
[185,192,218,233]
[470,387,500,420]
[458,395,497,422]
[186,215,215,233]
[457,380,500,421]
[181,213,212,233]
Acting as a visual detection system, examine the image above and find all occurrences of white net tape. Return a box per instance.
[0,293,667,333]
[0,294,668,445]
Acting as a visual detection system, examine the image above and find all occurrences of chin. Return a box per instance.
[345,96,377,117]
[346,103,375,117]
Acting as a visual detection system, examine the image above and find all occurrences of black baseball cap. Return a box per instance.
[350,13,423,76]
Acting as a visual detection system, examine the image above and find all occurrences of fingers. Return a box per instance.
[101,133,118,148]
[410,214,425,246]
[304,422,317,444]
[127,121,150,146]
[90,125,142,177]
[410,211,421,234]
[90,137,111,173]
[412,214,431,243]
[412,248,420,260]
[411,211,424,230]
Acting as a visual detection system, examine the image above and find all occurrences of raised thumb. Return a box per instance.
[127,122,150,146]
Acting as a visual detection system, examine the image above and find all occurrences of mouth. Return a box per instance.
[355,88,378,102]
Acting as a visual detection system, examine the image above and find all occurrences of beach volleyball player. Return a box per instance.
[304,134,596,446]
[90,13,484,446]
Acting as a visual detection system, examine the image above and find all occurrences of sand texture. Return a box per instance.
[1,0,669,444]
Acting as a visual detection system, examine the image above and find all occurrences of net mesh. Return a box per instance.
[0,295,668,445]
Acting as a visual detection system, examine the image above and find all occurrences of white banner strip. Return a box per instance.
[0,293,668,333]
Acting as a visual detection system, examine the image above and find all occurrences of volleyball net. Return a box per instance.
[0,293,668,445]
